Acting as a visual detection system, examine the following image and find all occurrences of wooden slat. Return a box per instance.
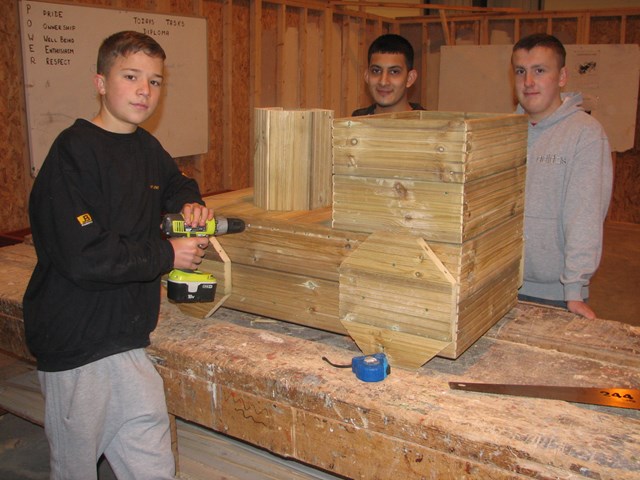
[310,109,334,208]
[254,108,333,211]
[177,262,345,335]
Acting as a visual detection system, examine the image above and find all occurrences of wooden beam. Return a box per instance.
[249,0,263,189]
[341,15,351,115]
[250,0,262,110]
[322,6,333,109]
[357,19,367,110]
[439,9,451,46]
[420,22,428,105]
[300,8,309,107]
[276,4,286,105]
[222,0,233,190]
[329,1,525,14]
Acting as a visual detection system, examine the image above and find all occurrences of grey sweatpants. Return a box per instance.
[38,348,175,480]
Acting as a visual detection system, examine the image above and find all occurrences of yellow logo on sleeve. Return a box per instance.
[76,213,93,226]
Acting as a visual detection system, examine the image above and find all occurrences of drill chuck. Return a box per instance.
[213,216,246,236]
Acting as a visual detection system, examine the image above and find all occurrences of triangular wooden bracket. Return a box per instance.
[339,231,457,370]
[203,236,232,318]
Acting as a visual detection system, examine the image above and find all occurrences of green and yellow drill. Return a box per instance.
[161,213,245,303]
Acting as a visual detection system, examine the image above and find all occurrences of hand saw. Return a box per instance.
[449,382,640,410]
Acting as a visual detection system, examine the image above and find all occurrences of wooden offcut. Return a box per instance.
[254,108,333,211]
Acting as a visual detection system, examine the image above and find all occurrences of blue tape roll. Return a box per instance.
[352,353,390,382]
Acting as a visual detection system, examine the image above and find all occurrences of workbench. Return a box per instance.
[0,243,638,479]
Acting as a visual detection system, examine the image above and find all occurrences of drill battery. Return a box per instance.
[167,269,217,303]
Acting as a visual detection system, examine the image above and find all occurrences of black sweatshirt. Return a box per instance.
[23,119,204,372]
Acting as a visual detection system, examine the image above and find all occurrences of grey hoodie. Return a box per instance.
[517,92,613,302]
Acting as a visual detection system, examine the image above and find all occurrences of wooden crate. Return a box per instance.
[179,111,527,369]
[254,108,333,211]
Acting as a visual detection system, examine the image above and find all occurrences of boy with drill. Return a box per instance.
[23,31,212,479]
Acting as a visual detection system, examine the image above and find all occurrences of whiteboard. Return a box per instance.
[19,0,208,176]
[438,44,640,152]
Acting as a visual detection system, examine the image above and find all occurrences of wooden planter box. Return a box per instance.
[180,111,528,369]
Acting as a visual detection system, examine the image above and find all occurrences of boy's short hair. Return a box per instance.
[97,30,166,75]
[368,34,415,70]
[512,33,566,68]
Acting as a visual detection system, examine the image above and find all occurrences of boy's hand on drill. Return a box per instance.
[181,203,214,228]
[169,237,207,270]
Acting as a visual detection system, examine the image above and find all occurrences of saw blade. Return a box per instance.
[449,382,640,410]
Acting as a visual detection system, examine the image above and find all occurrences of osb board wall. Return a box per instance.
[1,1,30,234]
[2,1,640,235]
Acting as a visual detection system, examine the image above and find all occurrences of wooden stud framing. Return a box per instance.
[276,4,286,106]
[300,8,309,107]
[322,6,333,109]
[222,0,234,190]
[250,0,262,111]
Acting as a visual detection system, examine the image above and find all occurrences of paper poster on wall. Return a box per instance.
[18,0,209,176]
[439,44,640,152]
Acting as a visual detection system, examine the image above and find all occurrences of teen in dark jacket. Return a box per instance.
[23,31,211,479]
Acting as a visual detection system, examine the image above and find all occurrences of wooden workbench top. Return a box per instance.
[1,243,638,479]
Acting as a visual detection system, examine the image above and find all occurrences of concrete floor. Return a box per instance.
[1,221,638,479]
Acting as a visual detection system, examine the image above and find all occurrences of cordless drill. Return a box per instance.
[162,213,245,303]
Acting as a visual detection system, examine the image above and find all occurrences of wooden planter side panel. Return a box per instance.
[180,260,345,335]
[450,260,521,358]
[332,113,527,183]
[332,112,527,243]
[209,223,364,282]
[254,108,333,211]
[332,165,525,243]
[339,232,456,340]
[338,232,456,368]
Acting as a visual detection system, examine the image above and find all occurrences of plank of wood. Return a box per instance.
[254,108,333,211]
[332,165,525,243]
[177,420,341,480]
[487,303,640,369]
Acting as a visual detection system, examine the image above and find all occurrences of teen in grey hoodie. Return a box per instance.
[512,34,613,319]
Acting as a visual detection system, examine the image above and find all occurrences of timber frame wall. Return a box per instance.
[1,0,639,234]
